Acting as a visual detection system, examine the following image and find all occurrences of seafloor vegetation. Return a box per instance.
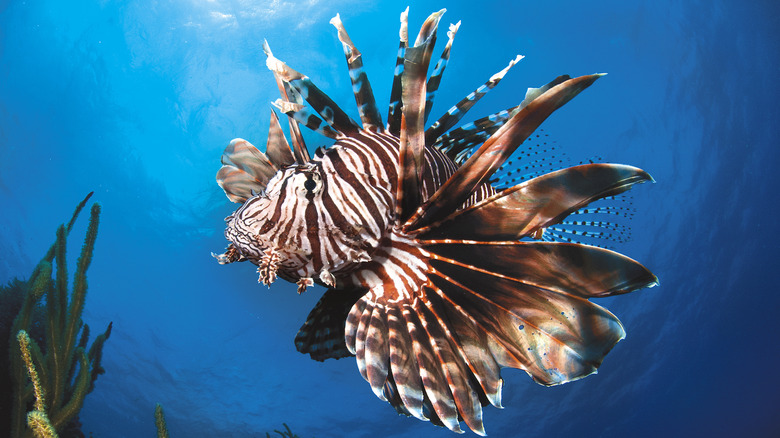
[0,193,111,438]
[1,194,306,438]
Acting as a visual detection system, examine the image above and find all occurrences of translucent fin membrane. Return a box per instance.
[438,125,640,251]
[424,21,460,123]
[425,55,523,146]
[216,138,276,203]
[387,7,409,135]
[407,74,605,231]
[330,14,384,131]
[263,40,309,163]
[489,130,570,187]
[396,9,446,223]
[435,105,517,160]
[416,163,650,241]
[431,75,569,162]
[540,195,637,249]
[265,41,361,136]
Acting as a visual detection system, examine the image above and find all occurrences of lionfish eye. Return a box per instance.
[298,171,322,196]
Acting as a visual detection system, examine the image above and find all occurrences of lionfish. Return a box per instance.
[213,8,657,435]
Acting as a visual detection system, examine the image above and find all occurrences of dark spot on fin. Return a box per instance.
[491,130,570,188]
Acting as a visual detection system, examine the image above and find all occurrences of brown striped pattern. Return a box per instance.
[215,8,658,436]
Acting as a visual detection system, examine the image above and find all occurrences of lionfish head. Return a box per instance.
[215,133,396,290]
[223,163,325,283]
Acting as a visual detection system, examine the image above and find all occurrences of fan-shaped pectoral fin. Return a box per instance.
[343,238,656,434]
[345,286,492,435]
[426,241,658,299]
[423,239,657,384]
[426,267,624,385]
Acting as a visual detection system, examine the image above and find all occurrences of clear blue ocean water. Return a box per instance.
[1,0,778,437]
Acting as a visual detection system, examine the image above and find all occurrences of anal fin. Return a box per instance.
[295,287,366,361]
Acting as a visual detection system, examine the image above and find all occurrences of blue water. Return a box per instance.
[1,1,778,437]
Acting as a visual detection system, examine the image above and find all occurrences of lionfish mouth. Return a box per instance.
[213,7,658,436]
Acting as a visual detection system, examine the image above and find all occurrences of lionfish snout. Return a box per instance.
[220,197,297,281]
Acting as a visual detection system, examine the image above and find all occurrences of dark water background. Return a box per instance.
[1,0,778,437]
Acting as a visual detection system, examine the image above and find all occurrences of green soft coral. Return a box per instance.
[7,193,112,438]
[155,403,170,438]
[18,330,57,438]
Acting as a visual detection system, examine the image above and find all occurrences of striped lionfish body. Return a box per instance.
[214,9,658,435]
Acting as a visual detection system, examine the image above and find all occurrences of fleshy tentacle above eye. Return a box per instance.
[271,99,341,140]
[262,40,309,164]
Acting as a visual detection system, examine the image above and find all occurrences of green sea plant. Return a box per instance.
[4,193,112,438]
[17,330,57,438]
[154,403,169,438]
